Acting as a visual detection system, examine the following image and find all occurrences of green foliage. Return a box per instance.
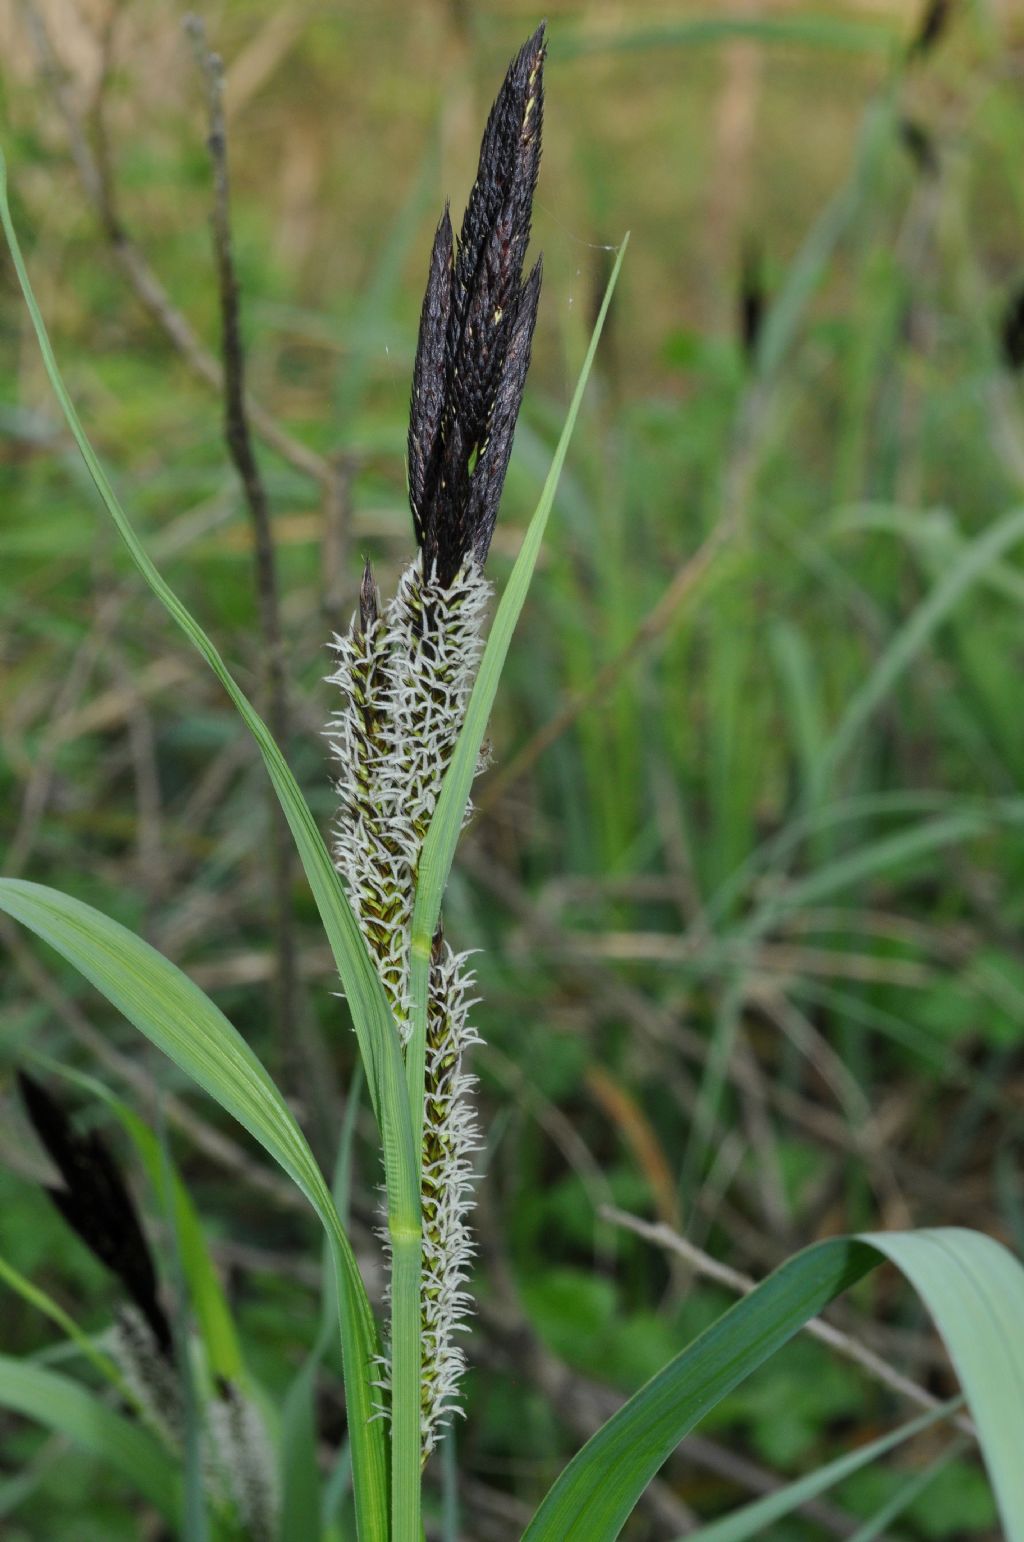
[0,1357,178,1518]
[5,3,1024,1537]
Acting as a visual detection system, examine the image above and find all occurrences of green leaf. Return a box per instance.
[280,1358,323,1542]
[862,1229,1024,1534]
[0,1354,178,1518]
[155,1111,208,1542]
[769,620,826,807]
[523,1234,872,1541]
[0,877,388,1542]
[680,1398,960,1541]
[523,1228,1024,1542]
[0,1437,62,1521]
[845,1442,965,1542]
[755,97,895,381]
[281,1068,364,1542]
[0,149,412,1542]
[0,1253,127,1395]
[323,1443,354,1539]
[766,809,995,920]
[818,503,1024,792]
[0,137,416,1272]
[142,1120,245,1389]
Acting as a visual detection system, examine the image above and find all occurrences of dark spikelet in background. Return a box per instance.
[739,239,766,363]
[1001,284,1024,371]
[898,118,939,177]
[407,24,545,586]
[18,1072,172,1354]
[907,0,954,61]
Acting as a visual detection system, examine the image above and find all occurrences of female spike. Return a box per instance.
[329,24,544,1457]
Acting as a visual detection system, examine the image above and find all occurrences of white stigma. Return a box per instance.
[327,551,490,1454]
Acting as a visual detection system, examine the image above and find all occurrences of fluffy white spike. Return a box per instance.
[327,552,489,1453]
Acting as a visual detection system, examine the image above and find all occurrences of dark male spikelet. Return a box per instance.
[1001,284,1024,372]
[907,0,954,60]
[738,239,766,363]
[407,23,545,586]
[19,1073,279,1528]
[18,1071,172,1353]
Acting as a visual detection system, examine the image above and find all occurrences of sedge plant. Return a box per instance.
[3,22,1024,1542]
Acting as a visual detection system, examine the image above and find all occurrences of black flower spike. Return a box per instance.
[907,0,953,61]
[1001,284,1024,372]
[899,118,938,177]
[18,1072,172,1354]
[739,239,766,363]
[408,24,545,587]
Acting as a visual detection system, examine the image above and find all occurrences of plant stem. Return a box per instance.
[406,937,432,1180]
[389,1218,423,1540]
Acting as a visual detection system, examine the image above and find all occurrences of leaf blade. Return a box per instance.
[679,1399,960,1541]
[522,1235,876,1541]
[0,1354,178,1518]
[523,1227,1024,1541]
[862,1228,1024,1535]
[0,139,418,1354]
[0,150,419,1541]
[0,877,389,1542]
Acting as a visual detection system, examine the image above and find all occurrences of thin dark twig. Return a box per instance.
[321,452,355,637]
[19,0,331,489]
[602,1206,977,1440]
[186,17,299,1065]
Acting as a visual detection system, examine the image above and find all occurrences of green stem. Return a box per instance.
[390,1219,423,1541]
[323,1228,390,1542]
[406,937,432,1184]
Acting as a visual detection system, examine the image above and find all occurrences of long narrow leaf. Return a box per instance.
[0,1437,63,1521]
[523,1227,1024,1541]
[818,503,1024,789]
[0,1254,127,1395]
[281,1067,364,1542]
[523,1234,873,1541]
[863,1229,1024,1534]
[0,1354,178,1518]
[0,151,416,1541]
[846,1443,965,1542]
[0,143,418,1370]
[0,877,388,1542]
[679,1397,960,1541]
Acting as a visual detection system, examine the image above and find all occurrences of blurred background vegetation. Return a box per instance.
[3,0,1024,1536]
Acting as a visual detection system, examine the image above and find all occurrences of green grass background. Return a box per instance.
[3,1,1024,1536]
